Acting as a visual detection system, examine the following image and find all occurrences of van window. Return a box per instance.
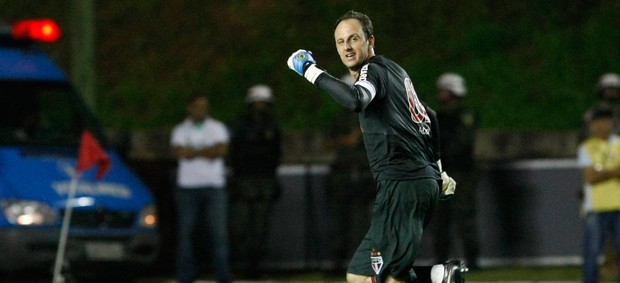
[0,81,97,146]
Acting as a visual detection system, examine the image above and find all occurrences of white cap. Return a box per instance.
[598,73,620,91]
[437,72,467,97]
[245,84,273,103]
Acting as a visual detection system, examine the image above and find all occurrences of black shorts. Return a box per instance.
[347,178,439,282]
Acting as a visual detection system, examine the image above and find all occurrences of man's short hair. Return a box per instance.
[188,93,208,105]
[334,10,373,40]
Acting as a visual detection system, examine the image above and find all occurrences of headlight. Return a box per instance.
[139,204,157,228]
[1,200,57,226]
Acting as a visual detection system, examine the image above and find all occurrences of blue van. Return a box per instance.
[0,19,159,280]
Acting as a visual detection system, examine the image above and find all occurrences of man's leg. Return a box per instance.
[431,199,453,263]
[347,263,468,283]
[429,261,468,283]
[610,211,620,282]
[174,189,200,283]
[347,273,373,283]
[327,172,356,271]
[205,189,231,283]
[452,170,480,269]
[347,273,409,283]
[583,212,603,283]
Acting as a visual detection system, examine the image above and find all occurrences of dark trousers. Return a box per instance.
[175,187,231,283]
[430,170,480,267]
[583,211,620,283]
[229,176,279,276]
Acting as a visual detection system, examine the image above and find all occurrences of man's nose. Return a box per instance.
[344,41,352,50]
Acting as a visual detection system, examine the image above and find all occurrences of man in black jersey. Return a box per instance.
[287,10,466,283]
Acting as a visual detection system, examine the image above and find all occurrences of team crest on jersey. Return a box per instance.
[370,248,383,275]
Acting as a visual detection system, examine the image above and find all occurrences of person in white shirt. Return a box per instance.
[170,95,231,283]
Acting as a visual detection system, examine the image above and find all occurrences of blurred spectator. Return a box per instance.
[581,73,620,140]
[170,94,231,283]
[580,73,620,278]
[429,72,481,269]
[325,74,375,274]
[229,84,282,279]
[577,106,620,283]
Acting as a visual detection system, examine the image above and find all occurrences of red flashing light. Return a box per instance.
[12,19,62,43]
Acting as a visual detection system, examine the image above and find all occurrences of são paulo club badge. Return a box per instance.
[371,248,383,275]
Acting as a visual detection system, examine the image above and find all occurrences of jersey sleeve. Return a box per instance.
[170,124,186,147]
[315,66,376,112]
[577,144,591,168]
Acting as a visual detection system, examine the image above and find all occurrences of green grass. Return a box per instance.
[465,266,583,281]
[139,266,619,282]
[261,266,595,282]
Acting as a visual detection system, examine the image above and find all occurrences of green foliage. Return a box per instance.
[1,0,619,131]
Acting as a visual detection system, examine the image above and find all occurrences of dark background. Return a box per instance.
[1,0,619,131]
[0,1,612,279]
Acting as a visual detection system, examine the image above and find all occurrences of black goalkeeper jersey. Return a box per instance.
[316,55,441,182]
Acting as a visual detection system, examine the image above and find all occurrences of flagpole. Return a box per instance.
[52,130,111,282]
[52,171,80,283]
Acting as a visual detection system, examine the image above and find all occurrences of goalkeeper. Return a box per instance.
[287,10,465,283]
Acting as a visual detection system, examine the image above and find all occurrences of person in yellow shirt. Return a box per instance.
[577,106,620,283]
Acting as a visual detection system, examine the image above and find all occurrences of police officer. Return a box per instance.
[326,74,375,274]
[228,84,282,279]
[430,73,481,270]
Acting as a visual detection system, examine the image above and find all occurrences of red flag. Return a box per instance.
[76,130,111,180]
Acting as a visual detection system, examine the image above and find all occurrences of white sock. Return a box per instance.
[430,264,445,283]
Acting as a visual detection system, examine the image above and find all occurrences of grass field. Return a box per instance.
[138,265,618,282]
[265,266,606,282]
[464,266,583,281]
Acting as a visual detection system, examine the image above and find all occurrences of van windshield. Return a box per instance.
[0,81,97,146]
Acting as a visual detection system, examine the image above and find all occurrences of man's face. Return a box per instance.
[437,89,454,105]
[334,19,374,73]
[590,117,614,138]
[188,97,209,122]
[602,87,620,102]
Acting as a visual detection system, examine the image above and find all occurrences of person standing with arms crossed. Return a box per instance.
[579,73,620,278]
[170,94,231,283]
[287,10,465,283]
[325,73,375,274]
[577,106,620,283]
[430,73,481,270]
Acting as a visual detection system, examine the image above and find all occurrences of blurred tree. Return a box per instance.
[0,0,618,130]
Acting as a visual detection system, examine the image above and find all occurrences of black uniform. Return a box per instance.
[314,55,441,282]
[326,110,375,272]
[228,109,282,277]
[431,104,480,268]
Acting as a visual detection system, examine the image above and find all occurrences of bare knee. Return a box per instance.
[346,273,405,283]
[346,273,372,283]
[384,275,406,283]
